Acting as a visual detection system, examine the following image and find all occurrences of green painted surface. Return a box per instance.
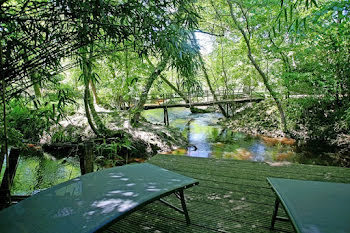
[267,178,350,233]
[104,154,350,233]
[0,163,197,233]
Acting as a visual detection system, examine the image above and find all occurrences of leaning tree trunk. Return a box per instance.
[132,59,168,124]
[82,48,111,136]
[227,1,287,133]
[247,54,287,132]
[269,34,292,99]
[159,74,197,112]
[199,55,228,117]
[89,80,99,104]
[145,57,196,112]
[87,88,111,136]
[83,61,100,136]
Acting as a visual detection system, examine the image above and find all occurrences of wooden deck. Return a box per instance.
[103,154,350,233]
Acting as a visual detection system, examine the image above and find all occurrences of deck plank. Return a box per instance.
[104,154,350,233]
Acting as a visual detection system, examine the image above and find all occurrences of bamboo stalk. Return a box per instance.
[1,39,11,205]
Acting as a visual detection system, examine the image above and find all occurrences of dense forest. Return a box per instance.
[1,0,349,169]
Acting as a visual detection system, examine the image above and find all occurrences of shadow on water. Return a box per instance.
[142,107,345,167]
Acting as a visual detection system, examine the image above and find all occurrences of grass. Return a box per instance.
[104,154,350,233]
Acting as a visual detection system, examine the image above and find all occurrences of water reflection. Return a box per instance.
[142,108,294,162]
[6,153,81,195]
[143,107,340,166]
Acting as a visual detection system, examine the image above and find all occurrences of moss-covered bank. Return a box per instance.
[224,99,350,159]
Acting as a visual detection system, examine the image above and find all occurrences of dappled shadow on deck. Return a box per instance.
[104,154,350,233]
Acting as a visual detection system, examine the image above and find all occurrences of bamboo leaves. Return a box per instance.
[1,0,200,103]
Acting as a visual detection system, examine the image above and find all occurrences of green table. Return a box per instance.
[0,163,198,233]
[267,177,350,233]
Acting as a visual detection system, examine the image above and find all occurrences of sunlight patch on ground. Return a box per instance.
[266,161,292,167]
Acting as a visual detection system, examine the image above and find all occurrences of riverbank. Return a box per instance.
[39,108,188,160]
[224,101,285,138]
[224,99,350,165]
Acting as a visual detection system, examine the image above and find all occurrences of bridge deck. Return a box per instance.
[143,97,263,110]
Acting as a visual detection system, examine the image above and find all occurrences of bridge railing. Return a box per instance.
[113,90,266,109]
[145,90,266,102]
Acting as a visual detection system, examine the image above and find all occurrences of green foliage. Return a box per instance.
[55,85,79,118]
[229,97,350,143]
[1,0,349,154]
[50,125,84,143]
[286,98,350,139]
[1,99,55,144]
[343,106,350,129]
[229,100,281,132]
[95,137,135,167]
[0,126,23,148]
[1,80,78,145]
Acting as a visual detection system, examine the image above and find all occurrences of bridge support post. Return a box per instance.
[80,142,94,175]
[162,94,169,126]
[163,107,169,126]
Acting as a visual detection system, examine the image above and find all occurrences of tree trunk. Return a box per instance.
[89,80,99,104]
[125,46,130,81]
[83,64,100,136]
[210,0,230,98]
[87,86,110,135]
[220,35,230,98]
[0,145,5,175]
[247,54,287,132]
[1,40,11,205]
[199,55,228,117]
[132,59,168,124]
[227,1,287,133]
[145,57,196,112]
[23,49,41,98]
[81,47,112,136]
[269,34,292,99]
[33,84,41,98]
[86,52,111,136]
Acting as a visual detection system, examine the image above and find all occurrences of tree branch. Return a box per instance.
[194,29,224,37]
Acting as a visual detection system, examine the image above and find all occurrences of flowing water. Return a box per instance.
[142,107,343,166]
[2,107,343,195]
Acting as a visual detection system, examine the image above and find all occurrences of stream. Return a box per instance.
[142,107,343,165]
[2,107,343,195]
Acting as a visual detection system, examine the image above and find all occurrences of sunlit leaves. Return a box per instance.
[1,0,200,102]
